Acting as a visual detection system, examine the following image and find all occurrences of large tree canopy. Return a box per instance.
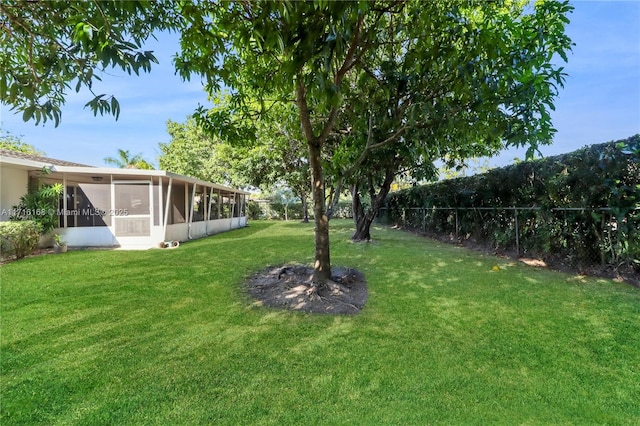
[158,117,247,186]
[177,0,573,285]
[159,108,311,220]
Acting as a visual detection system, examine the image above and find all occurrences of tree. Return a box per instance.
[242,103,312,222]
[104,149,153,170]
[322,0,573,241]
[0,130,44,155]
[0,0,176,126]
[178,1,408,286]
[176,0,573,287]
[159,118,248,186]
[159,112,312,220]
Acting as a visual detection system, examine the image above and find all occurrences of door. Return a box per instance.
[113,181,152,238]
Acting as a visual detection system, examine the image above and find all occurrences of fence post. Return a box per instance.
[601,211,606,266]
[422,208,426,232]
[455,208,459,240]
[514,207,519,256]
[402,208,406,226]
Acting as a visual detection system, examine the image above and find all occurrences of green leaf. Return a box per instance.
[110,97,120,120]
[22,105,36,122]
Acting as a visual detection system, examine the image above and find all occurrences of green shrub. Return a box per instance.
[0,221,42,260]
[11,181,63,235]
[246,200,263,220]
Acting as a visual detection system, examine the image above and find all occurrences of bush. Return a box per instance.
[11,181,63,235]
[0,221,42,260]
[246,201,263,220]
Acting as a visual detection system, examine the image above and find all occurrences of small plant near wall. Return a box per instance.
[52,233,67,253]
[10,168,63,236]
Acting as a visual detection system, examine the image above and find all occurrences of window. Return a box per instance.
[170,183,186,224]
[60,183,111,227]
[209,190,219,220]
[192,186,205,222]
[115,183,150,215]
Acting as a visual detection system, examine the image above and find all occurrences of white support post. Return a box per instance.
[206,186,214,235]
[229,192,235,229]
[163,177,173,240]
[208,187,214,220]
[157,177,163,228]
[188,183,196,239]
[62,174,67,228]
[110,174,115,231]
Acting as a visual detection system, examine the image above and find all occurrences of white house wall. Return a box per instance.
[0,164,29,221]
[58,227,117,247]
[165,217,247,244]
[57,218,247,249]
[164,223,189,243]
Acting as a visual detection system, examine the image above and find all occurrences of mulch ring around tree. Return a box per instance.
[245,264,368,315]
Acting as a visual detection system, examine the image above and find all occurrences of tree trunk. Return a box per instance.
[301,195,309,223]
[352,212,374,241]
[296,77,337,287]
[351,184,365,229]
[351,167,396,242]
[308,140,331,284]
[326,177,343,220]
[352,184,374,241]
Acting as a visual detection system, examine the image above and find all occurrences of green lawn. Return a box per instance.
[2,220,639,425]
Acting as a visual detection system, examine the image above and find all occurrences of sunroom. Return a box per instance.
[0,149,248,249]
[45,167,248,249]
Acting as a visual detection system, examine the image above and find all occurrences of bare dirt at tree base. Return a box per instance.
[245,264,368,314]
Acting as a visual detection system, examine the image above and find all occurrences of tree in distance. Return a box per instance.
[104,149,153,170]
[0,130,45,155]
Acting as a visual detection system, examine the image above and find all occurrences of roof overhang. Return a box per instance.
[48,165,250,194]
[0,155,52,170]
[1,154,249,194]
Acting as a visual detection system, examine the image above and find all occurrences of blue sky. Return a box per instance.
[1,1,639,169]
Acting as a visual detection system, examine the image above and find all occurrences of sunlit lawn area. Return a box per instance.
[1,220,639,424]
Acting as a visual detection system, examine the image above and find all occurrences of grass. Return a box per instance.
[1,220,639,425]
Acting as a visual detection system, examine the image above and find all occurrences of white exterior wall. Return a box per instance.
[164,218,247,245]
[164,223,189,243]
[0,165,29,221]
[57,227,117,247]
[56,215,246,249]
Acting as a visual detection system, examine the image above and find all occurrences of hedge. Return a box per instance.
[383,135,640,274]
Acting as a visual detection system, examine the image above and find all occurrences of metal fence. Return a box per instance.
[378,206,640,277]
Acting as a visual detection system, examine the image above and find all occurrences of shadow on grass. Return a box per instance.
[176,222,278,247]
